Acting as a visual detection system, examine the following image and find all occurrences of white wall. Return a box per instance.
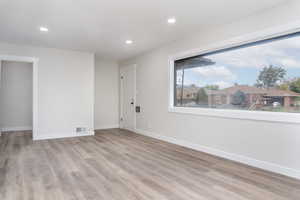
[94,59,119,129]
[0,61,32,131]
[0,43,95,139]
[120,1,300,178]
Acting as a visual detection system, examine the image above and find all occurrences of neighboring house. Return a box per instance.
[176,85,199,100]
[177,85,300,108]
[208,85,300,108]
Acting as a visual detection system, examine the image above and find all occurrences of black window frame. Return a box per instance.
[173,31,300,107]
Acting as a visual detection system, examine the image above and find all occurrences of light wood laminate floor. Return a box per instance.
[0,129,300,200]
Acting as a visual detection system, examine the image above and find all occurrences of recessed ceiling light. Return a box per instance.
[125,40,133,44]
[167,17,176,24]
[39,26,49,32]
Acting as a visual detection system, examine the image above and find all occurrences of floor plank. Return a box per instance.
[0,129,299,200]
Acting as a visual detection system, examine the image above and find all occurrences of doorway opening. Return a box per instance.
[0,55,38,139]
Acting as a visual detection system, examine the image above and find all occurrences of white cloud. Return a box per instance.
[274,37,300,49]
[279,58,300,68]
[207,35,300,69]
[183,79,200,86]
[213,81,233,89]
[192,66,236,81]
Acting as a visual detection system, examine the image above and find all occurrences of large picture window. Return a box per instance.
[174,32,300,114]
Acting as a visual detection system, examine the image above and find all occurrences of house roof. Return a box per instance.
[209,85,265,95]
[176,85,199,92]
[208,85,300,97]
[264,88,300,97]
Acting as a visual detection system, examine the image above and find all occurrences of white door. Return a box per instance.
[120,65,136,131]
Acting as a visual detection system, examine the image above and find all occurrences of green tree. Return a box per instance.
[256,65,286,88]
[196,88,208,104]
[289,78,300,93]
[278,82,290,91]
[231,90,246,105]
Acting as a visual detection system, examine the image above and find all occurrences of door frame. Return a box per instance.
[119,64,137,132]
[0,55,39,139]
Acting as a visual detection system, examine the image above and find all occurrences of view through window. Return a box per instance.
[174,33,300,113]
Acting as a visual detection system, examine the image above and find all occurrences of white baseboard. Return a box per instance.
[1,126,32,132]
[135,128,300,180]
[33,131,95,141]
[94,124,119,130]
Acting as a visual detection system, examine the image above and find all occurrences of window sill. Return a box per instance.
[168,106,300,124]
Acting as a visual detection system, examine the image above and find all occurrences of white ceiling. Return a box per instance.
[0,0,288,60]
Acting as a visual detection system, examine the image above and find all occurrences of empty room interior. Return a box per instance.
[1,0,300,199]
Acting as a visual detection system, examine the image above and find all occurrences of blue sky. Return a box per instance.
[180,34,300,89]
